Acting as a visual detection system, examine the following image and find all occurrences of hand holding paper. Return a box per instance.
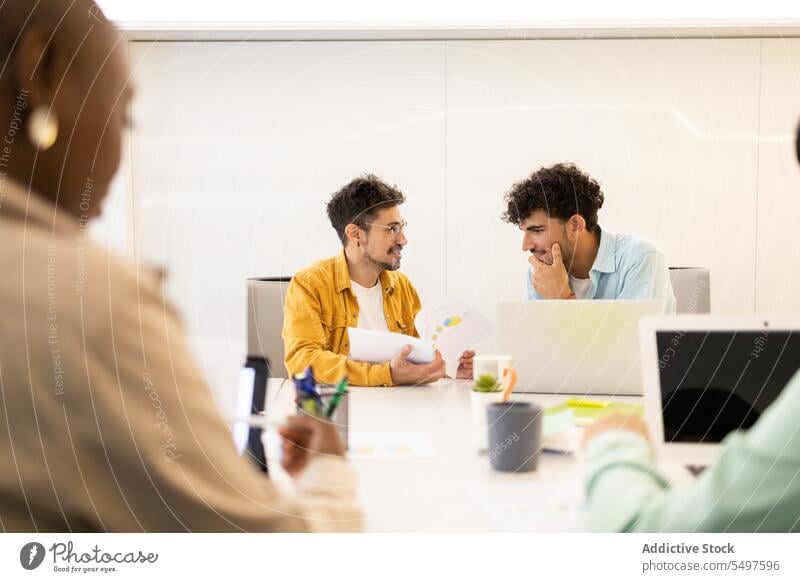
[456,350,475,379]
[347,328,445,385]
[415,302,494,377]
[389,345,446,385]
[348,327,434,364]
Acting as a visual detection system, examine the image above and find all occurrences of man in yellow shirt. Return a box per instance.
[283,175,473,386]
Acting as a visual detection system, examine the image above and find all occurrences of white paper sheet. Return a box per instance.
[347,431,435,459]
[415,302,495,376]
[348,327,434,364]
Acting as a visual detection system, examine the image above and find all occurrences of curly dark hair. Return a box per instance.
[501,163,605,232]
[326,174,406,246]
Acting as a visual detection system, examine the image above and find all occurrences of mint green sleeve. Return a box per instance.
[584,431,670,531]
[585,371,800,532]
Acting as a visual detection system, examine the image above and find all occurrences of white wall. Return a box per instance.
[757,39,800,314]
[445,39,761,313]
[114,38,800,405]
[127,41,446,402]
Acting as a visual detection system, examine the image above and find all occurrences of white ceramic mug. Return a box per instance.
[473,354,513,383]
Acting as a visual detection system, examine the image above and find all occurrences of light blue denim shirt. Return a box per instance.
[584,369,800,532]
[526,226,676,313]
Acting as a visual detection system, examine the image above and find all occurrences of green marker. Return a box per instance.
[325,377,349,418]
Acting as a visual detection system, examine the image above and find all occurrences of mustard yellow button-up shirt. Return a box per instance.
[283,251,421,386]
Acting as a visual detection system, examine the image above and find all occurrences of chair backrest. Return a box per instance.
[668,267,711,313]
[247,277,292,378]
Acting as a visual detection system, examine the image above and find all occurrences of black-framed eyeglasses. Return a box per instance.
[363,220,408,237]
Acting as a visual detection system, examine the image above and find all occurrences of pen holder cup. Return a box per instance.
[297,387,349,450]
[486,401,542,472]
[470,390,506,451]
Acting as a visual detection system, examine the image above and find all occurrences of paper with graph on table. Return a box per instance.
[416,302,495,377]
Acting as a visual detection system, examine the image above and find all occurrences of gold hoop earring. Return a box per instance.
[27,107,59,150]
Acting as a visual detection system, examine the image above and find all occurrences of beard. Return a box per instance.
[364,244,403,271]
[529,240,574,268]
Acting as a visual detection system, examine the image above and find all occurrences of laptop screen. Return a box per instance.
[656,330,800,444]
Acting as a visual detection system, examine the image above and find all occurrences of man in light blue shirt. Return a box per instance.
[502,163,676,313]
[580,124,800,532]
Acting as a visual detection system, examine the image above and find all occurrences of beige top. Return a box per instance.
[0,178,361,532]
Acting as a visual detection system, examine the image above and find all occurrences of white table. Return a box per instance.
[263,378,642,532]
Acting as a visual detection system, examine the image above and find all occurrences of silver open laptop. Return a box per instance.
[640,315,800,466]
[496,300,664,395]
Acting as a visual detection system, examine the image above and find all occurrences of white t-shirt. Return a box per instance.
[350,280,389,331]
[569,275,592,299]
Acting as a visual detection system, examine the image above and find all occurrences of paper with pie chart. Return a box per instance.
[416,302,495,377]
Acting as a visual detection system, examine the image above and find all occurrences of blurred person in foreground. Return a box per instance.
[0,0,360,532]
[582,127,800,531]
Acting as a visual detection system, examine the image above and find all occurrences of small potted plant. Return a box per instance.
[470,374,505,451]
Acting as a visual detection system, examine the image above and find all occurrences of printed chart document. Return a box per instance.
[416,302,495,376]
[348,327,434,364]
[347,432,435,459]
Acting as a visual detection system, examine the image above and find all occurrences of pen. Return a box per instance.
[291,372,306,404]
[293,371,320,415]
[227,415,284,429]
[304,367,324,412]
[325,377,349,418]
[500,367,517,403]
[566,398,608,409]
